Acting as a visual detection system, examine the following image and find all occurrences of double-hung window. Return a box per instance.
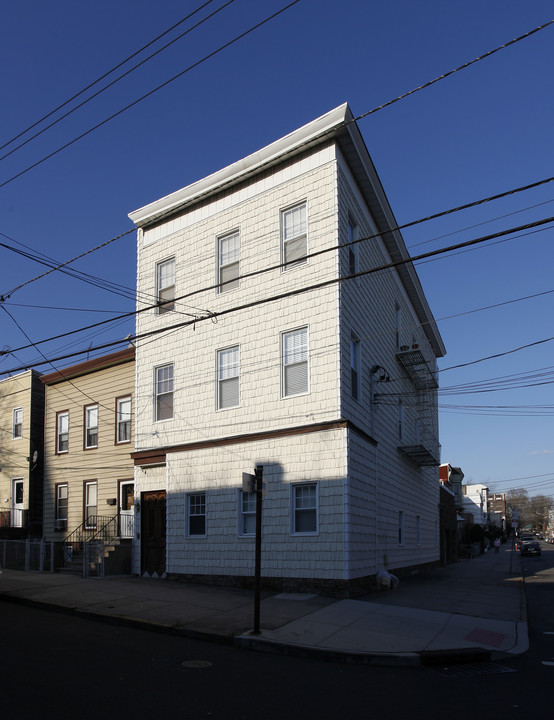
[350,335,360,401]
[281,202,307,268]
[116,396,132,443]
[84,481,97,529]
[282,327,309,397]
[156,258,175,314]
[188,493,206,536]
[56,411,69,454]
[292,483,318,534]
[55,483,68,531]
[398,511,405,545]
[240,491,256,536]
[218,231,240,293]
[155,364,174,421]
[12,407,23,439]
[84,404,98,449]
[217,346,239,410]
[348,219,359,276]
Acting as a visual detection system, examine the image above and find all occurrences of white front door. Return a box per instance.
[12,479,24,527]
[120,481,135,538]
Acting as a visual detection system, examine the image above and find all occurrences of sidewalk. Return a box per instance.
[0,546,527,667]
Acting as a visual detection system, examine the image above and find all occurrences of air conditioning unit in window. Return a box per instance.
[54,519,67,531]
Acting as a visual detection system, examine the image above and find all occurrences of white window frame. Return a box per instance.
[154,364,174,421]
[217,231,240,293]
[217,345,240,410]
[281,326,309,398]
[55,483,68,531]
[156,257,175,314]
[12,407,23,439]
[187,493,206,537]
[350,335,360,402]
[56,411,69,454]
[116,396,132,444]
[84,404,98,449]
[239,491,256,537]
[84,480,97,530]
[347,218,359,276]
[291,482,318,535]
[281,202,307,269]
[398,510,405,545]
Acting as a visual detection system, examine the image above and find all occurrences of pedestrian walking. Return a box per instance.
[494,538,500,553]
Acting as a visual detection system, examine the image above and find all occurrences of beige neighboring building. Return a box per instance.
[0,370,44,537]
[41,348,135,568]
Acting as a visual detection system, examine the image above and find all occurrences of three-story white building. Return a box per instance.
[129,104,446,594]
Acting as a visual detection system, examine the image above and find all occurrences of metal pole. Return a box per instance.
[252,465,263,635]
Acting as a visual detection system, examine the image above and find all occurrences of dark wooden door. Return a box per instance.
[141,490,166,576]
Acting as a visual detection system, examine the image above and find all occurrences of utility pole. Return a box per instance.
[243,465,264,635]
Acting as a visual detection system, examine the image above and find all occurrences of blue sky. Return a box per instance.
[1,0,553,498]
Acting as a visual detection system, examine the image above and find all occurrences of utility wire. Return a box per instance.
[0,1,302,190]
[0,1,235,163]
[2,214,553,372]
[0,0,219,154]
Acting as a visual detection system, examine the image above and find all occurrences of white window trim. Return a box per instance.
[84,480,98,530]
[238,490,256,537]
[84,404,98,449]
[154,364,174,422]
[55,483,68,531]
[217,230,240,294]
[156,257,176,314]
[280,201,308,270]
[116,396,132,444]
[398,510,405,546]
[12,407,23,439]
[216,345,240,411]
[347,218,359,278]
[187,492,207,537]
[291,482,319,536]
[281,326,309,398]
[56,411,69,454]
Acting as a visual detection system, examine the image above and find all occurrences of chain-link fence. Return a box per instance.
[0,539,54,572]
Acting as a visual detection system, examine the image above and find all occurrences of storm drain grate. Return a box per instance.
[434,662,517,677]
[464,627,507,647]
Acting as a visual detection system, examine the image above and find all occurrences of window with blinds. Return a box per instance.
[282,327,308,397]
[217,346,240,409]
[218,232,240,293]
[281,203,307,268]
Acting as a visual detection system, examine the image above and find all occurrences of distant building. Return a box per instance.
[41,349,135,572]
[462,483,489,527]
[488,492,506,532]
[0,370,44,538]
[129,104,446,594]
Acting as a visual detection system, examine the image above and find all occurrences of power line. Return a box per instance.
[0,0,302,190]
[0,1,235,164]
[2,214,554,373]
[0,0,220,154]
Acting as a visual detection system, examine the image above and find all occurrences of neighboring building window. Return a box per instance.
[218,231,240,293]
[156,257,175,314]
[84,481,97,529]
[188,493,206,536]
[84,404,98,449]
[116,396,132,444]
[292,483,318,534]
[55,483,68,531]
[395,304,402,350]
[155,364,174,421]
[398,399,405,442]
[350,335,360,401]
[56,411,69,454]
[416,515,421,546]
[282,327,309,397]
[281,202,307,268]
[348,219,358,276]
[240,491,256,536]
[398,511,404,545]
[217,346,240,410]
[12,407,23,438]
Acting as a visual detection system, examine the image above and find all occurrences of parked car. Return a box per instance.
[515,535,535,550]
[521,540,541,556]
